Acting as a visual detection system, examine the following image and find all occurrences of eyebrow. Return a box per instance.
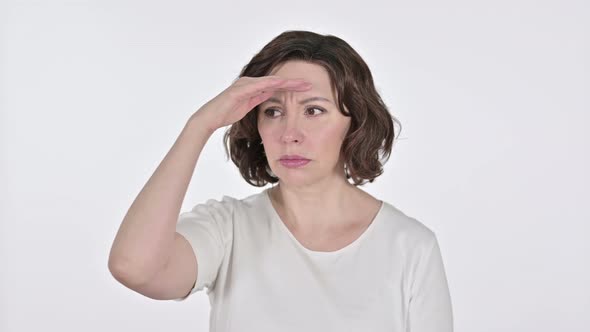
[262,96,333,105]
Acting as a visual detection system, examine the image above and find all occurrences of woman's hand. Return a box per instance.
[193,76,313,131]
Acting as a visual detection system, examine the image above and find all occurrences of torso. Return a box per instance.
[292,215,378,252]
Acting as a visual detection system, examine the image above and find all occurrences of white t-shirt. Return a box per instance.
[172,188,453,332]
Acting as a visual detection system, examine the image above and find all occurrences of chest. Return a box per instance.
[288,222,372,252]
[216,239,407,332]
[279,200,381,253]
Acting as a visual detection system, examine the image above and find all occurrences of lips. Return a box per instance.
[279,154,310,161]
[279,158,311,168]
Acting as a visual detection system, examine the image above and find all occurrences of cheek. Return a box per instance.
[317,126,347,151]
[257,117,269,137]
[258,124,271,142]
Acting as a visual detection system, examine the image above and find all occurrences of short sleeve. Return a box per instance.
[171,195,235,301]
[407,233,454,331]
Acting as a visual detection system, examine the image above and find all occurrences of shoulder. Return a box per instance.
[379,201,438,252]
[180,195,242,226]
[185,190,264,218]
[187,194,238,212]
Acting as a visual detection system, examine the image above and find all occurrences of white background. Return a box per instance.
[1,0,588,331]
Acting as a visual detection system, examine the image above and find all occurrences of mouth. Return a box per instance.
[279,159,311,168]
[279,155,310,161]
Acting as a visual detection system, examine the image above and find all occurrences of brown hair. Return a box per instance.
[222,30,401,186]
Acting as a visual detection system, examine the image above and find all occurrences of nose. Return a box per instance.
[280,111,304,144]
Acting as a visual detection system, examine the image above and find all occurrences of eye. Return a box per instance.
[305,106,326,116]
[263,106,326,118]
[263,108,281,118]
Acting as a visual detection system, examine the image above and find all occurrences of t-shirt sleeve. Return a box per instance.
[171,195,235,301]
[407,233,454,331]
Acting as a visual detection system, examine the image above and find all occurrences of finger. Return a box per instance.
[272,82,313,91]
[238,77,311,101]
[246,89,275,111]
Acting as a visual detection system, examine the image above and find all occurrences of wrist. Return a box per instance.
[188,110,218,135]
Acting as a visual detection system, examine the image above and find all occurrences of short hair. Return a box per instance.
[222,30,401,187]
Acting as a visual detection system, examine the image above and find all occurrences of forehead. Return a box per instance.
[269,60,335,99]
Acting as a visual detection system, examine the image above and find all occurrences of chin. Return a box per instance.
[274,170,328,187]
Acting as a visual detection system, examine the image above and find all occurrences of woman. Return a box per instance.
[109,30,453,332]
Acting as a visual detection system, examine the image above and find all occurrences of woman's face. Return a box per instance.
[257,60,351,187]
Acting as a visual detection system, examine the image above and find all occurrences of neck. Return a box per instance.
[268,178,361,232]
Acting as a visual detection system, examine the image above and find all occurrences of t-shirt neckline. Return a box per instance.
[262,187,385,257]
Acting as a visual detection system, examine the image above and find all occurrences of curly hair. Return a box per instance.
[222,30,401,187]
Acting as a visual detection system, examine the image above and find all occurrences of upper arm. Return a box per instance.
[123,196,235,301]
[132,231,198,301]
[171,196,235,301]
[407,233,454,331]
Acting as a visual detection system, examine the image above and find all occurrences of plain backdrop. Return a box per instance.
[1,0,588,331]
